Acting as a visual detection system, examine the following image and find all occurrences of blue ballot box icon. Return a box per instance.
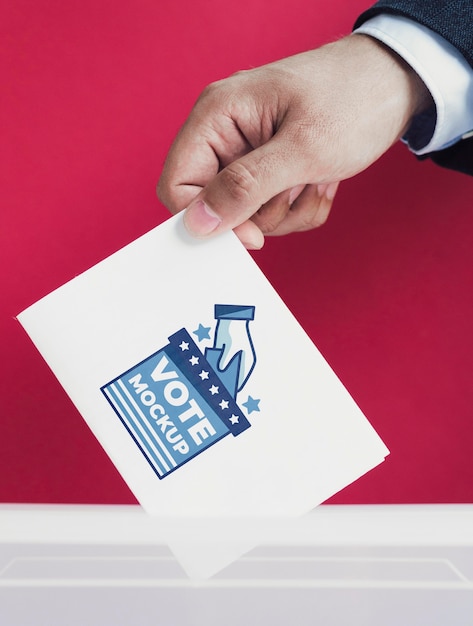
[101,305,258,478]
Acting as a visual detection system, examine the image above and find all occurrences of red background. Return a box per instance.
[1,0,472,505]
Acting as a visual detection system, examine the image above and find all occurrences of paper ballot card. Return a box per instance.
[18,214,388,576]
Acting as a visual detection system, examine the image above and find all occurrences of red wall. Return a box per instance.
[2,0,472,505]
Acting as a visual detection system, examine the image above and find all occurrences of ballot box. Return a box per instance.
[1,504,472,625]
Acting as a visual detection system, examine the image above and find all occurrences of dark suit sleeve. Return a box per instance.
[355,1,473,176]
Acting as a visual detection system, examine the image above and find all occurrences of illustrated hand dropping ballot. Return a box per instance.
[17,213,389,577]
[206,304,256,401]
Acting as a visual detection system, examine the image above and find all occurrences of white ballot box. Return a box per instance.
[1,504,472,626]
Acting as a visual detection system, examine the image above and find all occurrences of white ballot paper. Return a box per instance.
[18,213,389,577]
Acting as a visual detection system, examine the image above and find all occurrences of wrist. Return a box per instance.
[349,33,433,138]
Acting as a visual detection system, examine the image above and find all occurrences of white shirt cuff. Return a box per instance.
[355,14,473,155]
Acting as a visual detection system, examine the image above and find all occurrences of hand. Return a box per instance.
[158,34,430,248]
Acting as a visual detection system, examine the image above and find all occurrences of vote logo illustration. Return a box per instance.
[101,305,260,478]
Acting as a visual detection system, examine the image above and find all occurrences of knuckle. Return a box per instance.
[156,178,179,214]
[199,80,220,100]
[198,77,232,105]
[156,178,168,205]
[298,208,329,231]
[311,212,329,228]
[218,162,257,205]
[156,180,174,211]
[260,219,280,234]
[253,207,284,234]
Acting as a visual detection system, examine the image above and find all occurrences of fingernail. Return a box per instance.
[184,200,222,237]
[325,181,339,201]
[242,232,265,250]
[289,184,305,205]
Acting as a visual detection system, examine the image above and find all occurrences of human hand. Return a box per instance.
[158,34,430,248]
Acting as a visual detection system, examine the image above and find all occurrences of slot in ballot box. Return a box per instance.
[1,504,472,626]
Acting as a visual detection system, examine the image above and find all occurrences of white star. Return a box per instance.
[189,355,199,366]
[219,399,229,410]
[179,341,189,351]
[229,414,239,425]
[209,385,219,395]
[199,370,209,380]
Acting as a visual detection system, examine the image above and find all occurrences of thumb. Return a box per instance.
[183,134,308,238]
